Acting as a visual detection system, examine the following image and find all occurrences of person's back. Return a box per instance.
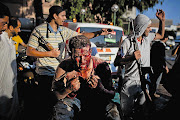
[151,41,166,73]
[166,52,180,95]
[12,35,27,55]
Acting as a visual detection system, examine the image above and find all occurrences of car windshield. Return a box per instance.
[80,27,123,47]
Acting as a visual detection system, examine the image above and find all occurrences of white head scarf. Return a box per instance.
[134,14,152,37]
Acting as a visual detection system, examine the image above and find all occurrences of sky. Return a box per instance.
[136,0,180,25]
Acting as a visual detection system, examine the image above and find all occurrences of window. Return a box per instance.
[80,27,123,47]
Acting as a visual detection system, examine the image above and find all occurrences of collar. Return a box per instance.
[3,31,12,40]
[2,32,14,46]
[154,40,166,47]
[137,37,143,43]
[48,23,62,34]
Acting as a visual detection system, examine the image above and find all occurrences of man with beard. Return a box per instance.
[52,35,121,120]
[0,16,20,119]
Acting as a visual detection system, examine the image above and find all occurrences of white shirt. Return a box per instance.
[121,33,155,80]
[0,32,17,98]
[0,32,18,118]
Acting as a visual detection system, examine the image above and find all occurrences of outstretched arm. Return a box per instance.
[154,9,165,40]
[78,28,110,39]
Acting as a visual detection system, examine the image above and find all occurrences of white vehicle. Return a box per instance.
[150,27,158,33]
[166,35,175,49]
[64,22,124,76]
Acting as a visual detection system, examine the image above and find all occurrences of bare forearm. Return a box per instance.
[79,30,103,39]
[55,88,72,99]
[158,20,165,38]
[154,9,165,40]
[155,20,165,40]
[115,55,136,66]
[21,42,27,48]
[81,32,95,39]
[26,46,51,58]
[97,81,115,99]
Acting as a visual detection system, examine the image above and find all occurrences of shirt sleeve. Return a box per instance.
[27,28,39,49]
[62,27,78,40]
[121,38,131,57]
[18,36,23,43]
[147,33,156,43]
[95,62,115,99]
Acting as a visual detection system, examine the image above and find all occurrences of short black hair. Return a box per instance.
[0,2,11,18]
[8,17,20,28]
[69,35,91,53]
[46,5,65,23]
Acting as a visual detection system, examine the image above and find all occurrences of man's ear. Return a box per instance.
[53,13,58,20]
[9,25,14,31]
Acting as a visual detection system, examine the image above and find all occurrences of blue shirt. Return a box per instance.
[48,23,62,34]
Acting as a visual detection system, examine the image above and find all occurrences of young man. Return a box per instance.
[0,16,20,119]
[52,35,121,120]
[26,5,110,119]
[114,9,165,118]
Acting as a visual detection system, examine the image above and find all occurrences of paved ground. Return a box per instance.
[148,83,176,120]
[154,84,172,111]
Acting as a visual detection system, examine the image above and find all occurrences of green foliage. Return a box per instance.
[62,0,85,21]
[62,0,164,26]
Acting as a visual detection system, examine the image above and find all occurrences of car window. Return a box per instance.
[80,27,123,47]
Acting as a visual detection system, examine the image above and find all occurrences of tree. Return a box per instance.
[34,0,44,26]
[62,0,163,26]
[62,0,86,21]
[34,0,164,26]
[89,0,164,26]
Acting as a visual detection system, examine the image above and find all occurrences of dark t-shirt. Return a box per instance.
[53,57,115,119]
[150,41,166,73]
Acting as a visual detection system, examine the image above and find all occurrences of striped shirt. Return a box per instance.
[28,23,78,76]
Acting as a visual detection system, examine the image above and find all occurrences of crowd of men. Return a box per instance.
[0,2,178,120]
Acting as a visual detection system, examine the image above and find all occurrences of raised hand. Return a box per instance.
[66,70,80,92]
[156,9,165,21]
[87,75,99,88]
[67,77,80,92]
[101,28,114,36]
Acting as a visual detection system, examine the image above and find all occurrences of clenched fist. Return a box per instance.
[50,48,60,58]
[134,50,141,60]
[87,75,99,88]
